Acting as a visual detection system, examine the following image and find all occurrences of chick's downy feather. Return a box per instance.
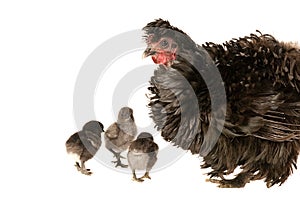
[127,132,159,182]
[66,120,104,175]
[104,107,137,168]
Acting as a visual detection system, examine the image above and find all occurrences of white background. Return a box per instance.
[1,0,300,198]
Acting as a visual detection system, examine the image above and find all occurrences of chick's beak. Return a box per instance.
[142,48,156,59]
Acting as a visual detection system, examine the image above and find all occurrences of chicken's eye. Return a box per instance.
[160,40,169,48]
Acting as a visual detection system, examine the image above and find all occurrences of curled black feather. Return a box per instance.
[145,19,300,187]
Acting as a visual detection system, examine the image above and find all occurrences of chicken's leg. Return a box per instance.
[141,172,151,180]
[74,161,92,175]
[109,149,128,168]
[207,172,252,188]
[132,170,144,182]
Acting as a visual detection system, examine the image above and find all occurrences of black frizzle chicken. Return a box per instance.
[105,107,138,168]
[127,132,159,182]
[142,19,300,188]
[66,120,104,175]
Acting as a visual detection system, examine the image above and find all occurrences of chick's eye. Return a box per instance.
[160,40,169,48]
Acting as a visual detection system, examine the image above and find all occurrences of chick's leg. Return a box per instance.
[80,161,92,175]
[141,172,151,180]
[75,162,81,171]
[132,170,144,182]
[109,149,128,168]
[74,160,92,175]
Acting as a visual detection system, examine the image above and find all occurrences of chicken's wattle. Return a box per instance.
[152,52,176,66]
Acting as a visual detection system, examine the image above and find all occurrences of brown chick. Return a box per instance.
[66,120,104,175]
[104,107,137,168]
[127,132,159,182]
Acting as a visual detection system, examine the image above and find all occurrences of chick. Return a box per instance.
[66,120,104,175]
[127,132,159,182]
[104,107,137,168]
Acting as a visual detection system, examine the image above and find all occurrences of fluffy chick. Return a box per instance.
[127,132,159,182]
[66,120,104,175]
[105,107,137,168]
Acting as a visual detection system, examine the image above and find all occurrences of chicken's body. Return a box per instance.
[143,19,300,187]
[104,107,137,168]
[66,121,104,175]
[127,132,159,182]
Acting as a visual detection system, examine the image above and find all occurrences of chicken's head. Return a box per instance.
[118,107,134,122]
[143,36,178,67]
[142,19,196,67]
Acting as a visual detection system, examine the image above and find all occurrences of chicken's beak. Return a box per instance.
[142,48,156,58]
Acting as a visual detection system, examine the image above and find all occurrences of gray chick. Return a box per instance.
[104,107,137,168]
[127,132,159,182]
[66,120,104,175]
